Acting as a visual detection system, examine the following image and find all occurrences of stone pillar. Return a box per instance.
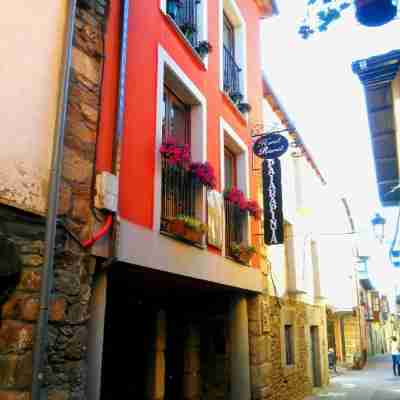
[311,240,326,305]
[183,324,201,400]
[229,295,251,400]
[86,272,107,400]
[146,310,166,400]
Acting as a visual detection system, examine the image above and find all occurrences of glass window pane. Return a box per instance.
[171,103,187,146]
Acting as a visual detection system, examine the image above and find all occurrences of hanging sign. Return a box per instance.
[253,133,289,160]
[262,159,284,245]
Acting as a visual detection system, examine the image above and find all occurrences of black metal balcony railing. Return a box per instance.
[167,0,200,48]
[161,161,201,232]
[224,200,246,258]
[223,45,242,102]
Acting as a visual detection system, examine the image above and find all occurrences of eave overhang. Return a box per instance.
[262,74,327,185]
[352,50,400,207]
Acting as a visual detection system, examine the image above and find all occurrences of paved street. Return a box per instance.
[306,355,400,399]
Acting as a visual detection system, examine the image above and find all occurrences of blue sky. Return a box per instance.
[261,1,400,304]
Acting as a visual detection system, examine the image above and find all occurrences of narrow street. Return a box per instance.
[307,355,400,399]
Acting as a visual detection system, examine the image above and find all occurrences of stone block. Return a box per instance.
[49,296,67,322]
[2,294,39,322]
[58,181,72,216]
[248,295,262,321]
[72,48,100,89]
[17,270,41,292]
[0,391,30,400]
[249,319,263,337]
[54,271,81,296]
[250,362,272,389]
[65,327,87,360]
[251,386,269,400]
[80,103,98,130]
[20,255,43,268]
[249,336,268,365]
[0,321,34,354]
[62,147,93,185]
[19,241,44,255]
[71,195,91,223]
[0,352,32,388]
[48,391,69,400]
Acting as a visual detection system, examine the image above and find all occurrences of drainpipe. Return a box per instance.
[31,1,77,399]
[105,0,130,262]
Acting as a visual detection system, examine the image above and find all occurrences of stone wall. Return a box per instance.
[248,295,329,400]
[0,5,107,400]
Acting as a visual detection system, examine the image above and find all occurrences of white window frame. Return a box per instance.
[154,45,207,231]
[219,117,250,255]
[218,0,248,101]
[160,0,209,67]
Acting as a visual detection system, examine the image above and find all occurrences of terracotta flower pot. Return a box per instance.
[183,228,203,243]
[169,219,185,236]
[238,251,253,265]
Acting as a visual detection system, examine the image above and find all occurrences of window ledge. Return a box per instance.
[162,12,207,71]
[225,255,250,267]
[160,230,206,250]
[222,91,248,125]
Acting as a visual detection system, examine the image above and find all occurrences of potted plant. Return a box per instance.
[231,242,257,265]
[230,91,243,104]
[167,0,183,20]
[245,199,261,220]
[160,137,191,169]
[195,41,213,59]
[237,102,252,114]
[224,188,261,220]
[355,0,397,27]
[189,161,217,190]
[169,214,207,243]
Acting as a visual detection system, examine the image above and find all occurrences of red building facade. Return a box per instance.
[91,1,277,398]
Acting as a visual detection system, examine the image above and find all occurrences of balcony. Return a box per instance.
[223,45,242,103]
[167,0,200,48]
[161,161,204,245]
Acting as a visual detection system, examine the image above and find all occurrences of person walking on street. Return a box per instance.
[328,348,337,373]
[390,336,400,376]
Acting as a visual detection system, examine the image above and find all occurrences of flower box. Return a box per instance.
[168,215,207,244]
[231,242,256,265]
[168,219,186,236]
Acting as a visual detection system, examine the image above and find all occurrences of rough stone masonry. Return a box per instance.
[0,5,107,400]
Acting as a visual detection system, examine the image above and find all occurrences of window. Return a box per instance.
[155,46,207,233]
[162,86,191,146]
[163,0,208,58]
[161,86,199,238]
[223,13,235,56]
[284,325,294,366]
[219,0,247,106]
[224,147,237,190]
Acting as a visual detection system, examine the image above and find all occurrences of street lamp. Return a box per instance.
[371,212,386,243]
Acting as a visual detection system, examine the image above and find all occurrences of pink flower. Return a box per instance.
[189,161,216,190]
[160,138,191,169]
[224,188,261,219]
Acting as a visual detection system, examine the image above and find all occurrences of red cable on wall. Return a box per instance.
[83,214,113,248]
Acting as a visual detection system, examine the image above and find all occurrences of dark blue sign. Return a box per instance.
[253,133,289,159]
[262,159,284,245]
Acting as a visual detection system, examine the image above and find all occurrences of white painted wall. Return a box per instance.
[0,1,68,214]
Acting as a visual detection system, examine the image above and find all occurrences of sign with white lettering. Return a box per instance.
[262,159,284,245]
[253,134,289,160]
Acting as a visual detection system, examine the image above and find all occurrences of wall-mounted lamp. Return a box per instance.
[371,212,386,243]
